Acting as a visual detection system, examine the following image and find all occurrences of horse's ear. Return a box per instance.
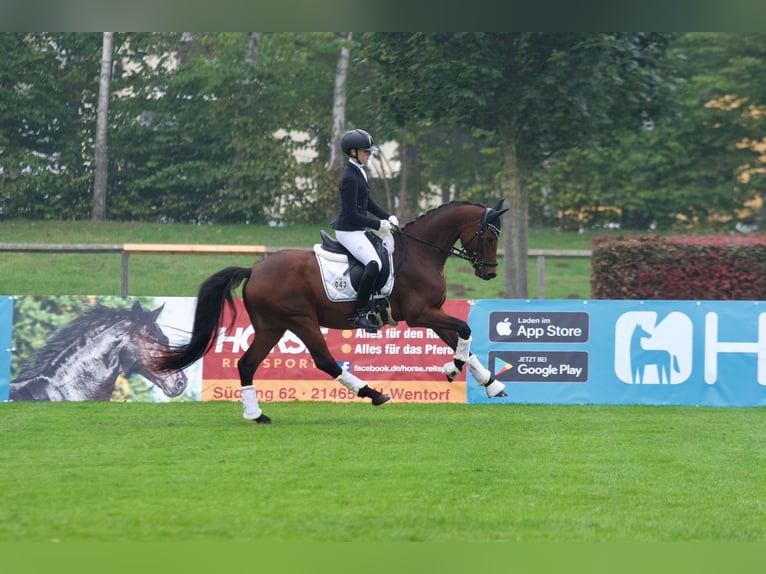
[488,206,508,226]
[490,200,508,222]
[151,303,165,321]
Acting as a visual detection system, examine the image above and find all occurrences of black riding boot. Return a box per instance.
[350,261,380,333]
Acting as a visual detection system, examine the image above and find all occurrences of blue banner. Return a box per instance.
[0,296,13,401]
[468,299,766,407]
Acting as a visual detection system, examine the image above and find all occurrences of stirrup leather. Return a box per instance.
[373,297,397,327]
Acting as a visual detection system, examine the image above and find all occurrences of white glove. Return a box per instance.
[388,215,400,229]
[378,219,392,233]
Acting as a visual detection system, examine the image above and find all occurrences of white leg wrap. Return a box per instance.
[468,354,491,386]
[443,361,461,382]
[241,385,263,420]
[336,368,365,395]
[454,336,472,362]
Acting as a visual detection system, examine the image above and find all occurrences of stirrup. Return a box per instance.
[349,309,379,333]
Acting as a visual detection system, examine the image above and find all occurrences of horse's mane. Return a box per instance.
[402,200,487,231]
[14,304,138,379]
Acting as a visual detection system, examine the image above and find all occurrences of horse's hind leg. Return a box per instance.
[238,328,285,424]
[289,321,390,406]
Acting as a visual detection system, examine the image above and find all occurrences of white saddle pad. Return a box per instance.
[313,244,395,302]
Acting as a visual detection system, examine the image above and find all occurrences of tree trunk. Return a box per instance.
[501,138,529,298]
[397,127,407,218]
[245,32,260,67]
[757,191,766,231]
[329,32,351,171]
[398,127,421,222]
[92,32,113,221]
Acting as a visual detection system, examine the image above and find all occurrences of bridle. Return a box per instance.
[394,208,502,277]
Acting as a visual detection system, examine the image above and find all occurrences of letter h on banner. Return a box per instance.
[704,312,766,385]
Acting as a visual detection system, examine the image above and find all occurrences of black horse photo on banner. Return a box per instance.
[10,297,188,402]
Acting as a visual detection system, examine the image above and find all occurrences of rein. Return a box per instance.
[394,220,501,271]
[395,228,473,260]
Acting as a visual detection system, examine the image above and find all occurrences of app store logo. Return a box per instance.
[490,312,589,343]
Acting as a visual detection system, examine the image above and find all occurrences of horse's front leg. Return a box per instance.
[417,309,507,398]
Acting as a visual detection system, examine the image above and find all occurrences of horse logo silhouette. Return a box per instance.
[630,323,681,384]
[614,312,692,385]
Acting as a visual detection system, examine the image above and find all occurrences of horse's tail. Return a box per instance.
[155,266,252,373]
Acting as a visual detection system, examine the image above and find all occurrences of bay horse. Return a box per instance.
[10,301,188,401]
[155,200,508,423]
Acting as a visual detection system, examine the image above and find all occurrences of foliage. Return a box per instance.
[107,33,338,224]
[0,33,103,219]
[359,33,679,297]
[362,33,677,166]
[3,32,766,238]
[534,33,760,232]
[591,234,766,299]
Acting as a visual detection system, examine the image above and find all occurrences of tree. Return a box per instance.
[535,33,766,233]
[92,32,113,221]
[0,33,103,220]
[362,33,677,297]
[329,32,351,172]
[105,33,340,223]
[682,33,766,229]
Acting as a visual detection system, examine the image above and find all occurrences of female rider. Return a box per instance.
[332,128,398,332]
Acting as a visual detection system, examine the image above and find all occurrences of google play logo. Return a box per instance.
[494,357,514,377]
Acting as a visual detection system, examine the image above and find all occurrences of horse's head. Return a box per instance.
[632,323,652,341]
[121,302,188,398]
[459,200,508,280]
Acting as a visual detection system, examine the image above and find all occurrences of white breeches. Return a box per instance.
[336,228,394,269]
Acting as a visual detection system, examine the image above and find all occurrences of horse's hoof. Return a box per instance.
[255,413,272,424]
[372,394,391,406]
[484,380,507,399]
[443,361,461,382]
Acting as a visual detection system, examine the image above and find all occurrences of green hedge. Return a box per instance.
[591,234,766,300]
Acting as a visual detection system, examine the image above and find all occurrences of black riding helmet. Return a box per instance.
[341,129,380,156]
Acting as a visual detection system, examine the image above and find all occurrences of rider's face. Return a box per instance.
[357,149,372,164]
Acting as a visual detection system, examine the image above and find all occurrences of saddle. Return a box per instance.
[313,230,395,306]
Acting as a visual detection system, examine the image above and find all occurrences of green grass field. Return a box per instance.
[1,401,764,543]
[0,220,599,299]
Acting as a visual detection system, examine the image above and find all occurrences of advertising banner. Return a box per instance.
[7,295,765,407]
[6,296,202,403]
[201,298,469,404]
[0,296,13,402]
[468,299,766,407]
